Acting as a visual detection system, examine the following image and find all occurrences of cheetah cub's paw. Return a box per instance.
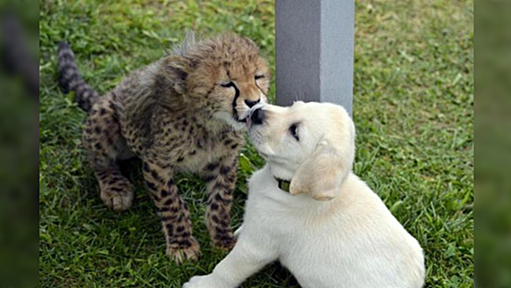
[167,237,201,264]
[212,235,236,251]
[99,177,134,211]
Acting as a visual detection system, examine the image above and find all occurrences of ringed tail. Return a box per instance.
[57,41,99,112]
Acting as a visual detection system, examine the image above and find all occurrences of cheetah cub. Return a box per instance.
[57,33,270,263]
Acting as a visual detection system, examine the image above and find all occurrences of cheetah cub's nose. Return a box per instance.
[245,99,260,108]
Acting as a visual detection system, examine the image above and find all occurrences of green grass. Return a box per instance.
[39,0,474,287]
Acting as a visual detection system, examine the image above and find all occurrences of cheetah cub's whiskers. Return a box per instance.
[57,33,270,263]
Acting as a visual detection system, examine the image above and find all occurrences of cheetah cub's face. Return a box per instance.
[165,34,270,130]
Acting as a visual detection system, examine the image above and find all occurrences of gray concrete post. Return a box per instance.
[275,0,354,115]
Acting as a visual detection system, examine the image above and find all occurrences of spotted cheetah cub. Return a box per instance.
[57,33,270,263]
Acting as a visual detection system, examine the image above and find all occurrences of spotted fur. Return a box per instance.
[57,33,270,263]
[58,42,100,111]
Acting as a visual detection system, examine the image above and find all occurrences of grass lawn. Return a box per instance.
[39,0,474,287]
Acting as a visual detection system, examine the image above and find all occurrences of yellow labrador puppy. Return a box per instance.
[184,102,425,288]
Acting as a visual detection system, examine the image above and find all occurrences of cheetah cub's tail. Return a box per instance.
[57,41,100,112]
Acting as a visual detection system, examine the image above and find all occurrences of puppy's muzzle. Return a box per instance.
[250,107,265,125]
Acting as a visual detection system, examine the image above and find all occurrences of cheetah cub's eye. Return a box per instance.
[221,82,235,88]
[254,75,265,80]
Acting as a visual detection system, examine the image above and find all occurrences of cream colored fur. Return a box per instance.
[184,102,425,288]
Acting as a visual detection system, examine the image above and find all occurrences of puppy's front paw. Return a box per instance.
[183,275,217,288]
[233,225,243,239]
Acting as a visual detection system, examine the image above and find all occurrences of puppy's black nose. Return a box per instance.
[250,107,264,125]
[245,99,260,108]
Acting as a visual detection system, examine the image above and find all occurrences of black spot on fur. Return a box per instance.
[146,181,157,191]
[215,226,229,235]
[220,166,231,175]
[226,174,236,183]
[204,175,216,182]
[161,215,175,222]
[204,86,214,98]
[157,207,171,212]
[150,170,159,180]
[97,171,108,177]
[108,99,116,109]
[214,182,228,191]
[210,203,219,210]
[206,162,219,171]
[180,239,191,247]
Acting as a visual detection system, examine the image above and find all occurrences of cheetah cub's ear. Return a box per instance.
[163,56,192,94]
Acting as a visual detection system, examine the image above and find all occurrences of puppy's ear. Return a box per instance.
[289,108,355,201]
[163,55,192,94]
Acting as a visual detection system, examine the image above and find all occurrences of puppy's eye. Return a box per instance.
[289,124,299,141]
[221,82,235,88]
[255,75,264,80]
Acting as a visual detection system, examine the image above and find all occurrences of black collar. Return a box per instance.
[275,177,291,193]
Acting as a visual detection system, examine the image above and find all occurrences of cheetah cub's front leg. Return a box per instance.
[83,99,134,211]
[142,160,200,263]
[203,155,239,250]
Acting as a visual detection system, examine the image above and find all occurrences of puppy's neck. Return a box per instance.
[267,161,295,182]
[259,165,350,213]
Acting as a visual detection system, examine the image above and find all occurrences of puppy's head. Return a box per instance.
[248,101,355,201]
[164,33,270,130]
